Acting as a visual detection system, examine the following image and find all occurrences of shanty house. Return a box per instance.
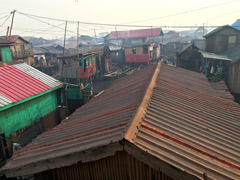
[1,63,240,180]
[0,38,13,63]
[109,45,125,67]
[176,43,232,82]
[108,28,163,46]
[0,62,63,165]
[204,25,240,54]
[58,46,111,84]
[1,36,33,64]
[124,43,153,63]
[223,43,240,95]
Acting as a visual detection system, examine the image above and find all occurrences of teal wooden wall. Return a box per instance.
[0,91,58,137]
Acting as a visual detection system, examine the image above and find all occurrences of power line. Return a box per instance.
[16,11,226,29]
[18,12,77,35]
[0,13,11,27]
[124,0,240,24]
[17,11,157,27]
[0,14,10,21]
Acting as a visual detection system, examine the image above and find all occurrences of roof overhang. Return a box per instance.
[199,50,232,62]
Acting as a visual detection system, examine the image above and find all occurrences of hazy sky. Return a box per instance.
[0,0,239,39]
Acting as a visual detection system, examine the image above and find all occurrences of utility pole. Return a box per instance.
[203,23,205,37]
[63,21,68,57]
[9,9,16,40]
[115,26,119,46]
[77,22,80,85]
[77,21,79,59]
[94,29,97,44]
[6,26,9,39]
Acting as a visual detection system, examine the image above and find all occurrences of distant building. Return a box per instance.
[223,43,240,94]
[124,43,154,64]
[232,19,240,30]
[204,25,240,54]
[176,43,232,81]
[108,28,163,46]
[24,36,50,47]
[1,35,33,64]
[58,46,111,84]
[194,26,208,39]
[0,63,64,166]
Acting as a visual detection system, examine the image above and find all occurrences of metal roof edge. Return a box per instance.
[124,62,161,142]
[2,141,123,178]
[0,85,62,112]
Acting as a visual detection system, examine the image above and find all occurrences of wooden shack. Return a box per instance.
[58,46,111,84]
[176,44,232,82]
[109,45,125,66]
[204,25,240,54]
[176,44,200,71]
[1,36,33,64]
[124,43,153,64]
[223,43,240,94]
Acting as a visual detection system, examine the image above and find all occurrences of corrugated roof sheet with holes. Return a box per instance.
[0,63,62,109]
[1,63,240,180]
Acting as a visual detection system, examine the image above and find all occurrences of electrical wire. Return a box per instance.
[0,13,11,27]
[18,12,77,35]
[124,0,240,24]
[16,0,240,27]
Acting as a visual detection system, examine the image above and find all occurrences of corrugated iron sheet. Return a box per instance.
[1,64,240,179]
[199,50,232,61]
[0,63,62,109]
[0,65,157,177]
[0,94,13,108]
[110,28,163,40]
[13,63,62,88]
[134,64,240,180]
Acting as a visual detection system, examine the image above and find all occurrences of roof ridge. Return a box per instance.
[124,62,161,142]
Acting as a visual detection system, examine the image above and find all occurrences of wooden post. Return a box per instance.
[9,9,16,40]
[220,60,222,78]
[5,26,9,39]
[77,21,79,59]
[115,26,120,46]
[205,59,207,77]
[94,29,97,44]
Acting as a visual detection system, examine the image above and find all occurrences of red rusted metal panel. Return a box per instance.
[125,54,150,63]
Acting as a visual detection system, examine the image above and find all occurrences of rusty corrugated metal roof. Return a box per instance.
[0,65,157,177]
[1,63,240,179]
[132,65,240,180]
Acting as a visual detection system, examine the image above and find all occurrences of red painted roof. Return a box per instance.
[109,28,163,39]
[0,35,29,43]
[0,65,51,103]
